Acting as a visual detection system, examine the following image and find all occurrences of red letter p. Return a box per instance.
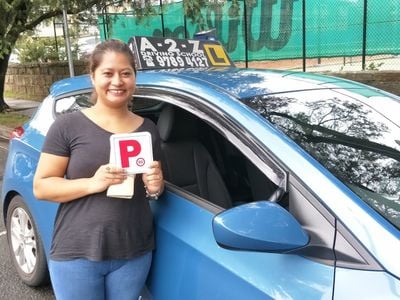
[119,140,141,168]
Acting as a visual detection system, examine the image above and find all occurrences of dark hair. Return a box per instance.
[88,39,137,74]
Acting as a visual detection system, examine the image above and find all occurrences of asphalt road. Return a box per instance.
[0,138,55,300]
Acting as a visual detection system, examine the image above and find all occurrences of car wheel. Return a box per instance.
[6,195,49,286]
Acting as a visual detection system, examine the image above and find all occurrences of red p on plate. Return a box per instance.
[119,140,141,168]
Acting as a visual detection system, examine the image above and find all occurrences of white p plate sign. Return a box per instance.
[109,132,153,174]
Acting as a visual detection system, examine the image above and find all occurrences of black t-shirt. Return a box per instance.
[41,111,162,261]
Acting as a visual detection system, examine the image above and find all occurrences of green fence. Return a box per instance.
[98,0,400,70]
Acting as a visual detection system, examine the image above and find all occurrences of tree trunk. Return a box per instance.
[0,53,11,112]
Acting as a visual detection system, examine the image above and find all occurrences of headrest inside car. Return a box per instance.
[157,105,199,142]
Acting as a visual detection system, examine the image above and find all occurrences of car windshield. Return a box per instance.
[244,90,400,230]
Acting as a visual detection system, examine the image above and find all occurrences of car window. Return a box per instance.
[132,97,284,209]
[244,90,400,230]
[55,93,93,114]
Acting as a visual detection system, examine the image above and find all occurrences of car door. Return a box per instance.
[139,95,336,299]
[148,189,335,299]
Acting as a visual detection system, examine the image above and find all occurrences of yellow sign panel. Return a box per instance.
[204,44,232,66]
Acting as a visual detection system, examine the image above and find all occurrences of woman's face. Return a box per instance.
[91,51,136,108]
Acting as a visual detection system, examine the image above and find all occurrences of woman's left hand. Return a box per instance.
[142,161,164,196]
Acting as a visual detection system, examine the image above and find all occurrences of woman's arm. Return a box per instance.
[33,153,127,203]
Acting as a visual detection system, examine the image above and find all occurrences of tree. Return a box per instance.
[15,22,84,63]
[0,0,216,112]
[0,0,109,112]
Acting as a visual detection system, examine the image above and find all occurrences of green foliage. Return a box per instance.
[228,0,241,17]
[183,0,208,29]
[181,0,239,30]
[2,0,227,62]
[366,62,384,71]
[16,35,81,63]
[0,0,110,109]
[0,111,30,127]
[132,0,159,19]
[0,0,109,58]
[14,16,85,63]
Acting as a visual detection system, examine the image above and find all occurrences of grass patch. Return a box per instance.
[0,112,30,128]
[4,90,43,101]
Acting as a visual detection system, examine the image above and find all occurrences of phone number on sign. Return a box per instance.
[144,55,210,68]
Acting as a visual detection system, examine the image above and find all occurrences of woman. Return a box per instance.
[33,39,164,300]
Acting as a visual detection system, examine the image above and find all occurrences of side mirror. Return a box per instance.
[212,201,309,252]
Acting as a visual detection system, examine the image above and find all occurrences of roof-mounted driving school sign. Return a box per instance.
[128,36,234,70]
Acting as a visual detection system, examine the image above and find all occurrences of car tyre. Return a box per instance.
[6,195,49,286]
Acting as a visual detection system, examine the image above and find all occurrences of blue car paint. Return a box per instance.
[149,191,333,299]
[334,267,400,299]
[212,201,309,251]
[2,137,58,256]
[47,68,371,100]
[49,75,92,97]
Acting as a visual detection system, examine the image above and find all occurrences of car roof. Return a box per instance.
[49,74,93,97]
[49,67,386,100]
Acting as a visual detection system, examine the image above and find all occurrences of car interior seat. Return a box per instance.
[157,104,232,209]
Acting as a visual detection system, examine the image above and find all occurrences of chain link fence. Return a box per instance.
[98,0,400,71]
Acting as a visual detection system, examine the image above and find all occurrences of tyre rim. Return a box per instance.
[9,207,37,274]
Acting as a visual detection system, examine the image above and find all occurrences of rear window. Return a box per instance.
[245,90,400,230]
[55,93,93,114]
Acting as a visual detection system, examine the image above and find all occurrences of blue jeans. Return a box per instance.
[49,252,152,300]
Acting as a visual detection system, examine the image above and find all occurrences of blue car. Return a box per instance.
[2,37,400,299]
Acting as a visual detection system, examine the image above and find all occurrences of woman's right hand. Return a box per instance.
[34,153,129,203]
[88,164,128,194]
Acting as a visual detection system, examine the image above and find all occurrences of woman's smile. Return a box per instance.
[108,88,127,96]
